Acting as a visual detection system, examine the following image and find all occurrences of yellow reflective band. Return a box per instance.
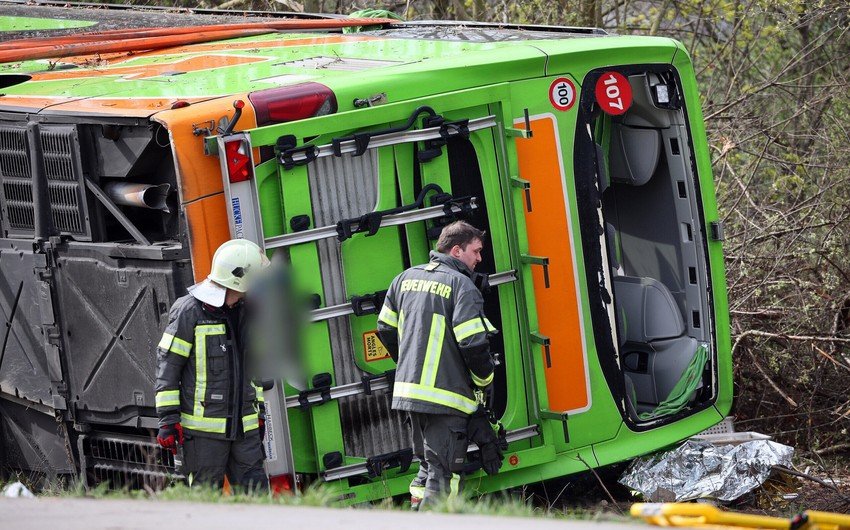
[378,304,398,327]
[252,383,265,403]
[398,310,404,341]
[243,413,260,432]
[419,314,446,388]
[448,473,461,500]
[180,412,226,434]
[196,324,226,334]
[170,336,192,357]
[394,382,478,414]
[483,318,497,332]
[453,319,487,342]
[194,324,226,416]
[158,333,192,357]
[155,390,180,408]
[470,370,494,388]
[409,484,425,498]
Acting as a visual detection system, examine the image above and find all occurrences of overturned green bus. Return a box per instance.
[0,10,731,502]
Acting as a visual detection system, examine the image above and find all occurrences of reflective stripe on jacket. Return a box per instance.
[155,294,263,439]
[378,251,496,417]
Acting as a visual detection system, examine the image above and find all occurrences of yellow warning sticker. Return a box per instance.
[363,330,391,362]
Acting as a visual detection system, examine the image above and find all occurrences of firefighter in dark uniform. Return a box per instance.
[377,221,497,509]
[155,239,270,490]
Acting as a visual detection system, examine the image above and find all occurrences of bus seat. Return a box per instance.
[614,275,699,412]
[613,276,684,344]
[609,124,661,186]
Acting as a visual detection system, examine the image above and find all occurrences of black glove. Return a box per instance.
[467,406,506,476]
[467,407,494,445]
[479,440,504,475]
[471,272,491,294]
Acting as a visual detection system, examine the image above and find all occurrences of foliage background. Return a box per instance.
[128,0,850,453]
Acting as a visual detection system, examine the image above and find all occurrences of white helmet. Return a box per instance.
[188,239,270,306]
[208,239,270,292]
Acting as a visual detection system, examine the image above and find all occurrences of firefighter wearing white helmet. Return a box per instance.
[154,239,270,490]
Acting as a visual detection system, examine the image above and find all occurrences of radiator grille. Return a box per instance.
[80,433,178,490]
[0,121,90,238]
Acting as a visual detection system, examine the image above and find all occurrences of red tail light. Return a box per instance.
[224,138,252,183]
[249,82,337,126]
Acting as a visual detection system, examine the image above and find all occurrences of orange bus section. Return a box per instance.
[155,95,258,280]
[515,115,591,413]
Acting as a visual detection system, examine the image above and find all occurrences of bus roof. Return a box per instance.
[0,5,679,117]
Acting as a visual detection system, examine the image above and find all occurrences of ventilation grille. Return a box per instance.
[2,179,34,230]
[81,433,178,490]
[42,126,86,235]
[0,125,34,232]
[0,122,91,238]
[0,125,29,177]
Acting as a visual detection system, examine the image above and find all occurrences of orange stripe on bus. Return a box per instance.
[0,95,211,116]
[515,115,590,413]
[140,34,380,57]
[32,54,267,82]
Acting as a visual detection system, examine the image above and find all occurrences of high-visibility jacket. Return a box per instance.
[377,251,496,417]
[155,294,264,439]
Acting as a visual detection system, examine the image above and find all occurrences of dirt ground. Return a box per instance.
[522,458,850,518]
[741,471,850,516]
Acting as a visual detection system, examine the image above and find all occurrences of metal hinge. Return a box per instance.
[710,221,725,241]
[521,254,550,288]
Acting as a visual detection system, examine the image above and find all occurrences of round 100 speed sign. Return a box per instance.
[549,77,576,112]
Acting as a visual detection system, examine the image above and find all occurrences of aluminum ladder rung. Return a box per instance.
[320,425,540,481]
[309,269,518,323]
[264,198,477,250]
[283,116,497,165]
[285,375,392,409]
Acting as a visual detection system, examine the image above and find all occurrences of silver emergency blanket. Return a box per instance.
[619,439,794,502]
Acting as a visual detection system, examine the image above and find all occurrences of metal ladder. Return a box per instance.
[215,111,513,489]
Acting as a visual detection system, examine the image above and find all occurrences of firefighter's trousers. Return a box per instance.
[409,412,468,509]
[183,430,268,491]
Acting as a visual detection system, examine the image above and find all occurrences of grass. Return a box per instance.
[3,473,629,521]
[43,480,345,507]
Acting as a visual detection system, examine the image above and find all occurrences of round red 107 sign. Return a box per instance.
[549,77,576,112]
[595,72,633,115]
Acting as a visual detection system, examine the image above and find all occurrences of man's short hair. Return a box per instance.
[436,221,486,253]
